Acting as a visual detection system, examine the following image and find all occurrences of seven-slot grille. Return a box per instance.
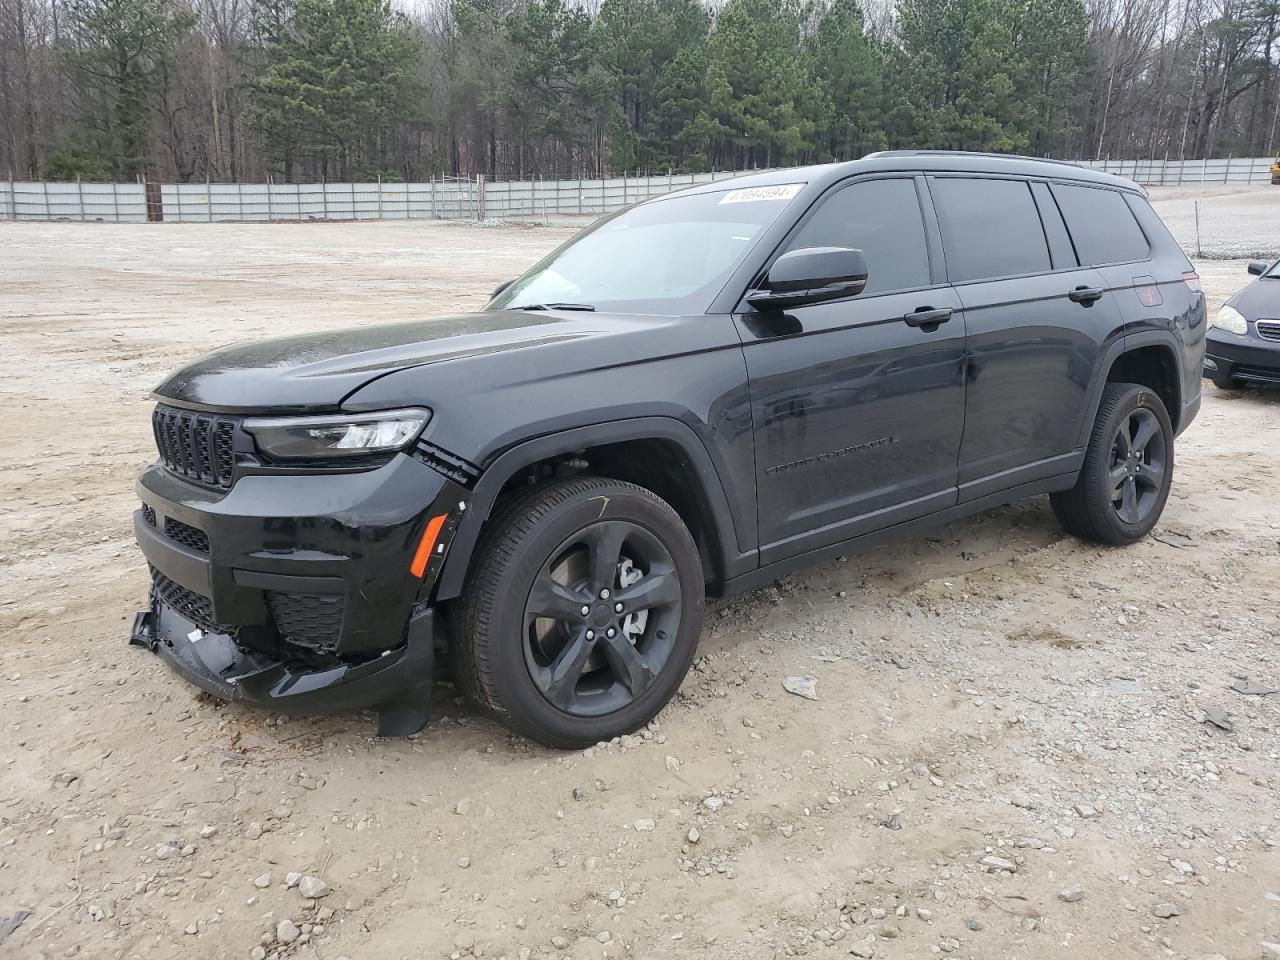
[152,405,237,489]
[1256,319,1280,342]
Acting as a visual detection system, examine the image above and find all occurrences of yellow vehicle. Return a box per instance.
[1272,157,1280,184]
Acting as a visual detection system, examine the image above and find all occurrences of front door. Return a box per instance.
[735,175,967,563]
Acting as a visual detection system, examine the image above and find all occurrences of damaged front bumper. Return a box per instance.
[130,601,436,736]
[130,448,469,736]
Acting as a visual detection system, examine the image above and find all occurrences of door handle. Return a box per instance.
[903,307,953,328]
[1068,285,1104,304]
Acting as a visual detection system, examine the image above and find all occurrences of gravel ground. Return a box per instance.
[1,185,1279,960]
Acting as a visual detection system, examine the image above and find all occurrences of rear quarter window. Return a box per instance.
[1052,183,1151,266]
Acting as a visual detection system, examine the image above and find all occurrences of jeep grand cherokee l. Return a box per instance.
[131,151,1205,747]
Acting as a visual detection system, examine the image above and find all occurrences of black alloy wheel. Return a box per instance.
[451,476,704,748]
[1109,406,1167,525]
[523,519,682,717]
[1051,381,1175,545]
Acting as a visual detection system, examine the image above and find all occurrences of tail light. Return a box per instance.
[1182,271,1201,293]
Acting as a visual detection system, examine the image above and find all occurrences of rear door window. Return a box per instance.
[785,177,931,296]
[929,177,1051,282]
[1052,183,1151,265]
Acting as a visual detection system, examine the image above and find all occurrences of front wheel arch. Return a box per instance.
[434,417,749,601]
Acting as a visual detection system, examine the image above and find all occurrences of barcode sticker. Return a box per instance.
[719,184,804,204]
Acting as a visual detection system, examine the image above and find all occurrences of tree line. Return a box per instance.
[0,0,1276,183]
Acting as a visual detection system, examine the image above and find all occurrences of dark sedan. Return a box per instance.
[1205,258,1280,387]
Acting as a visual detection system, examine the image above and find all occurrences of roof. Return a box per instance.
[674,150,1143,198]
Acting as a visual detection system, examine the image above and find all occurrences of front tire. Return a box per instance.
[451,477,704,748]
[1051,382,1174,545]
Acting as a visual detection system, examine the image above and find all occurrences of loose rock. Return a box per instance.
[298,876,330,899]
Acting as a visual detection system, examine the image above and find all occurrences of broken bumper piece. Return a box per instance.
[130,599,434,737]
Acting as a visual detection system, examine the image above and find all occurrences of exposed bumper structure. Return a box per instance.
[131,451,468,735]
[131,602,436,736]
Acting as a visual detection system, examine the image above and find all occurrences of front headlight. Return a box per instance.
[1211,305,1248,335]
[243,408,431,460]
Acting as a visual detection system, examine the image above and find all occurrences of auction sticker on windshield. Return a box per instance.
[719,184,804,204]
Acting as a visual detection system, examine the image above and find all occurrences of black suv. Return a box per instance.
[131,151,1205,747]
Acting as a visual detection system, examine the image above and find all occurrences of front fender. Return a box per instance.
[433,416,756,601]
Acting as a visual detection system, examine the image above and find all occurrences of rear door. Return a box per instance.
[926,175,1126,500]
[736,174,966,562]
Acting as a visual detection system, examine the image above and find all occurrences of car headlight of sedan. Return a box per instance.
[1211,305,1248,335]
[244,408,431,460]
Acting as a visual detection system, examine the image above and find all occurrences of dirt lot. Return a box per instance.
[2,185,1280,960]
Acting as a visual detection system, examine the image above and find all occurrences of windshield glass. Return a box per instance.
[487,184,804,315]
[1267,259,1280,278]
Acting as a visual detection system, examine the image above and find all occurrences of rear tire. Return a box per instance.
[451,477,703,748]
[1051,382,1174,545]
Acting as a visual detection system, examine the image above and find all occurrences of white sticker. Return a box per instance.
[718,183,804,204]
[187,629,204,643]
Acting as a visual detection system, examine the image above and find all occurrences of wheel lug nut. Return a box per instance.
[606,627,616,638]
[580,605,591,617]
[614,602,624,613]
[600,588,611,600]
[585,630,595,640]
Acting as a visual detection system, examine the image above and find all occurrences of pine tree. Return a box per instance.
[62,0,194,178]
[250,0,419,180]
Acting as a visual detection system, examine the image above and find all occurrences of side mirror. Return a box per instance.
[748,247,869,311]
[491,279,514,300]
[1247,261,1268,276]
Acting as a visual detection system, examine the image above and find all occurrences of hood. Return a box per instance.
[152,311,613,413]
[1228,275,1280,321]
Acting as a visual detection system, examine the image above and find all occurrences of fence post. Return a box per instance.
[1224,153,1231,184]
[76,174,85,221]
[267,176,274,221]
[377,174,382,220]
[478,174,486,220]
[1193,200,1201,258]
[1202,156,1208,183]
[431,176,436,219]
[322,177,329,220]
[1162,152,1169,186]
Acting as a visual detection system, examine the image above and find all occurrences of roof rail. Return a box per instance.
[864,150,1086,169]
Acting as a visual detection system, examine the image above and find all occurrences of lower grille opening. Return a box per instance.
[164,517,210,554]
[267,591,344,654]
[150,566,222,634]
[1235,365,1280,383]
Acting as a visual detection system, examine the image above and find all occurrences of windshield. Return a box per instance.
[1267,259,1280,278]
[488,184,804,315]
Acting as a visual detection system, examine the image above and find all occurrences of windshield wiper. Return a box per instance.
[511,302,596,312]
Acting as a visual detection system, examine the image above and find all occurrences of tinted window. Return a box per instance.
[785,178,930,295]
[1054,183,1150,265]
[930,178,1051,282]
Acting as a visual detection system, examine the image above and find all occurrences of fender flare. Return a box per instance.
[1074,330,1184,449]
[433,416,753,601]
